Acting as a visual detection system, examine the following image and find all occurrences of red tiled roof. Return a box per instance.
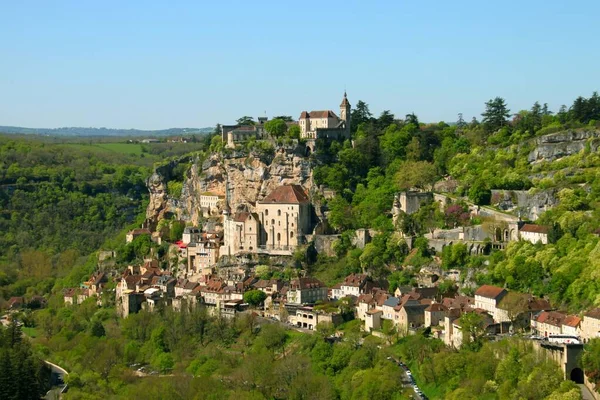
[535,311,567,327]
[475,285,506,299]
[520,224,550,234]
[342,273,368,287]
[563,315,581,328]
[261,185,309,204]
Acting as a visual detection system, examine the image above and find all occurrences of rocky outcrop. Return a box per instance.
[146,145,315,228]
[491,189,559,220]
[527,129,600,163]
[146,157,191,228]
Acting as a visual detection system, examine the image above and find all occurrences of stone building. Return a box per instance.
[287,277,328,305]
[519,224,549,244]
[474,285,508,322]
[580,309,600,342]
[298,92,351,140]
[221,185,312,256]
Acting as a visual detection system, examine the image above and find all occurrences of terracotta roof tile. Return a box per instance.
[261,185,309,204]
[520,224,550,234]
[475,285,506,299]
[563,315,581,328]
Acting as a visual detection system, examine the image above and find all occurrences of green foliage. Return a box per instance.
[243,290,267,307]
[264,118,288,138]
[0,322,50,399]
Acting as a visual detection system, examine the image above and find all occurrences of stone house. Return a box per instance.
[356,290,389,321]
[474,285,508,322]
[382,297,401,321]
[396,303,428,332]
[562,315,582,336]
[531,311,566,337]
[331,274,369,300]
[182,227,202,244]
[294,306,343,330]
[63,289,77,305]
[580,308,600,342]
[287,277,328,305]
[425,303,448,327]
[365,309,383,333]
[174,279,199,297]
[519,224,549,245]
[187,241,220,276]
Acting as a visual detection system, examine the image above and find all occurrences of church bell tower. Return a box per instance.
[340,91,351,138]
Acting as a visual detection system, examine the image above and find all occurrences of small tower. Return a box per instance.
[340,91,351,138]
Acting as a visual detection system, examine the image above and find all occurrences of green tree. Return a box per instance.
[395,161,438,191]
[482,97,511,133]
[244,290,267,307]
[236,116,255,126]
[287,125,301,140]
[90,320,106,337]
[264,119,288,138]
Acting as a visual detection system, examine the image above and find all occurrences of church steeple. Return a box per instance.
[340,91,351,138]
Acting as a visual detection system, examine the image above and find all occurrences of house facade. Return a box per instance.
[580,308,600,342]
[474,285,508,322]
[519,224,549,244]
[287,277,328,305]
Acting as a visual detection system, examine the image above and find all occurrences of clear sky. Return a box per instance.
[1,0,599,130]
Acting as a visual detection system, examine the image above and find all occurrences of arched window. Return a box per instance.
[271,219,275,225]
[290,232,294,238]
[265,209,268,216]
[277,233,281,242]
[277,209,281,216]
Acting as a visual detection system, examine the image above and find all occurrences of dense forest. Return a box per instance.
[0,135,207,302]
[1,92,600,399]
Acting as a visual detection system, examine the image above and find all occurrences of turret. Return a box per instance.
[340,91,351,137]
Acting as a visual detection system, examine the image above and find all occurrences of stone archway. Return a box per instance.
[570,367,584,384]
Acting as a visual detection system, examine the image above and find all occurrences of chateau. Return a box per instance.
[220,92,352,147]
[221,185,312,256]
[298,92,351,139]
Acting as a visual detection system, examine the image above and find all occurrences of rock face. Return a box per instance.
[491,189,559,220]
[146,157,191,229]
[528,129,600,163]
[146,146,315,228]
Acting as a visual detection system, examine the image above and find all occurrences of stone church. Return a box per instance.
[221,185,312,256]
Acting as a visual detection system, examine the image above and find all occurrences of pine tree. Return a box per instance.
[481,97,511,133]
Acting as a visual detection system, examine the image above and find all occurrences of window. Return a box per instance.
[290,232,294,238]
[278,209,281,216]
[277,233,281,242]
[271,219,275,225]
[265,209,268,216]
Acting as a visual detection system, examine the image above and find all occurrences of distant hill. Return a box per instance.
[0,125,215,137]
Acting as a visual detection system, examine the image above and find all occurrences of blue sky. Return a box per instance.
[1,0,599,130]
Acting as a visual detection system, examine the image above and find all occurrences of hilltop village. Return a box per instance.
[55,93,600,357]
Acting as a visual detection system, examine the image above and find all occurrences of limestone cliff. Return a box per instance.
[145,146,316,228]
[527,129,600,163]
